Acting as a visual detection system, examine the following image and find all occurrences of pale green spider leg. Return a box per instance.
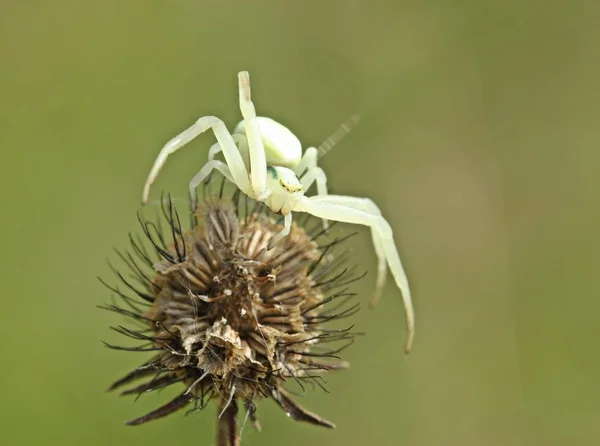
[238,71,269,199]
[266,213,293,250]
[295,146,329,230]
[201,134,248,188]
[142,116,251,204]
[294,195,415,353]
[207,141,223,162]
[206,134,247,163]
[239,71,296,249]
[319,196,387,307]
[188,160,235,212]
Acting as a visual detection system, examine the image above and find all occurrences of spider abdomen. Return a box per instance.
[233,117,302,169]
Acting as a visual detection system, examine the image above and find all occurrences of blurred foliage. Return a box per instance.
[1,1,599,445]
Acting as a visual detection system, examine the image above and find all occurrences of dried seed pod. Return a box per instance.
[102,193,362,445]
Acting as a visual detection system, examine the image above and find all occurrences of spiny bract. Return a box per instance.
[102,193,362,445]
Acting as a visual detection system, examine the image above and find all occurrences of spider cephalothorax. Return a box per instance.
[141,71,415,352]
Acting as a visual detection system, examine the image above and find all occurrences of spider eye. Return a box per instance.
[276,167,303,193]
[279,179,303,193]
[267,166,303,194]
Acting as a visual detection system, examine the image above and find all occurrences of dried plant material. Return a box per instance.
[102,193,362,445]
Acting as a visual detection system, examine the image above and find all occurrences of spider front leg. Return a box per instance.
[315,196,387,307]
[295,147,329,230]
[294,195,414,353]
[238,71,269,199]
[142,116,251,204]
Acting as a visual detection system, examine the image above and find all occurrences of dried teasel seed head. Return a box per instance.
[102,193,363,444]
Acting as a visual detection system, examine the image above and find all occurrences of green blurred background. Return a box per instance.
[2,1,599,445]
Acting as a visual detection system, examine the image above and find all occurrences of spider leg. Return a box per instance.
[317,197,386,306]
[238,71,268,198]
[300,167,327,198]
[207,141,222,162]
[188,160,235,212]
[267,213,293,250]
[294,195,414,353]
[294,146,317,177]
[142,116,251,204]
[297,147,329,230]
[207,134,246,162]
[204,134,247,185]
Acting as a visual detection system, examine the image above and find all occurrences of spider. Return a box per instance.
[141,71,415,352]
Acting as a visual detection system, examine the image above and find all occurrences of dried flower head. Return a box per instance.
[102,192,362,445]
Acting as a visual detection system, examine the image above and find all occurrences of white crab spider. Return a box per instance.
[141,72,415,353]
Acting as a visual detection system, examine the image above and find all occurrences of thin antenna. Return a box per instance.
[317,113,361,159]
